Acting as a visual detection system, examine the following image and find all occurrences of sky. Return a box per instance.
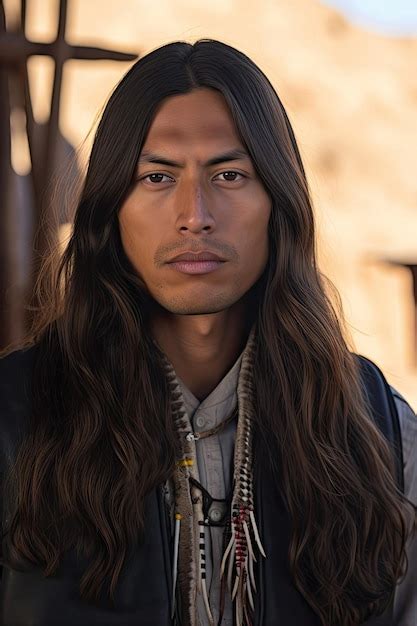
[321,0,417,35]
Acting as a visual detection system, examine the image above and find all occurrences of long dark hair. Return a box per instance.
[2,39,415,625]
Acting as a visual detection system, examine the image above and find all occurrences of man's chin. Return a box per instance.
[150,294,237,317]
[160,304,230,316]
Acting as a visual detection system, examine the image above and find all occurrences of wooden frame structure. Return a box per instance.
[0,0,138,347]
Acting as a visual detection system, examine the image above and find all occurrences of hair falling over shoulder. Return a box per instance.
[2,39,416,626]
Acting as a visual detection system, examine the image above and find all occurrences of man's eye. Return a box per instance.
[142,173,174,184]
[138,171,244,185]
[215,171,244,182]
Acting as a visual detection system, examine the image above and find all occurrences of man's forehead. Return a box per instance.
[139,89,250,164]
[137,147,251,168]
[144,89,239,139]
[144,116,239,141]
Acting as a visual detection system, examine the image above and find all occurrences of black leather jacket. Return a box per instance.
[0,348,401,625]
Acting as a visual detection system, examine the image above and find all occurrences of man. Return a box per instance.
[0,39,416,626]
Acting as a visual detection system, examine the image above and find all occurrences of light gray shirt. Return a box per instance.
[176,361,417,626]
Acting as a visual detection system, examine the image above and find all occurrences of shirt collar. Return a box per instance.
[176,351,244,418]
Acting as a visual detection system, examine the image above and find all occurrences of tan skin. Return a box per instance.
[118,88,271,400]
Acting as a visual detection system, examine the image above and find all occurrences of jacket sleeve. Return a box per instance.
[390,388,417,626]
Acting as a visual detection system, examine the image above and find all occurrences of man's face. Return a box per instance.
[118,87,271,315]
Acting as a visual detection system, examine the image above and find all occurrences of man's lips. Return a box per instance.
[167,251,226,263]
[164,250,228,274]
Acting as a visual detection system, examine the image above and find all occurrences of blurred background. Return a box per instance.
[1,0,417,407]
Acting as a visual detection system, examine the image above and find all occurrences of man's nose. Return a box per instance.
[174,178,216,234]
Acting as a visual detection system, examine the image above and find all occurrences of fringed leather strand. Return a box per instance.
[220,325,266,624]
[154,324,265,625]
[198,521,215,625]
[156,346,199,626]
[171,513,182,619]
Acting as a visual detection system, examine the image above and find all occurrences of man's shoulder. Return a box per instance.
[389,385,416,416]
[0,342,38,369]
[353,354,413,491]
[389,386,417,455]
[0,343,38,401]
[0,344,38,455]
[354,354,417,499]
[353,353,416,426]
[389,385,417,503]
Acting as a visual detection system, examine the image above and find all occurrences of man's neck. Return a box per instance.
[150,301,252,401]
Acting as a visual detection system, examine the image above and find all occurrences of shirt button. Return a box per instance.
[209,507,223,523]
[195,415,206,428]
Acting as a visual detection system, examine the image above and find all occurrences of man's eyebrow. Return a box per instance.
[137,149,250,168]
